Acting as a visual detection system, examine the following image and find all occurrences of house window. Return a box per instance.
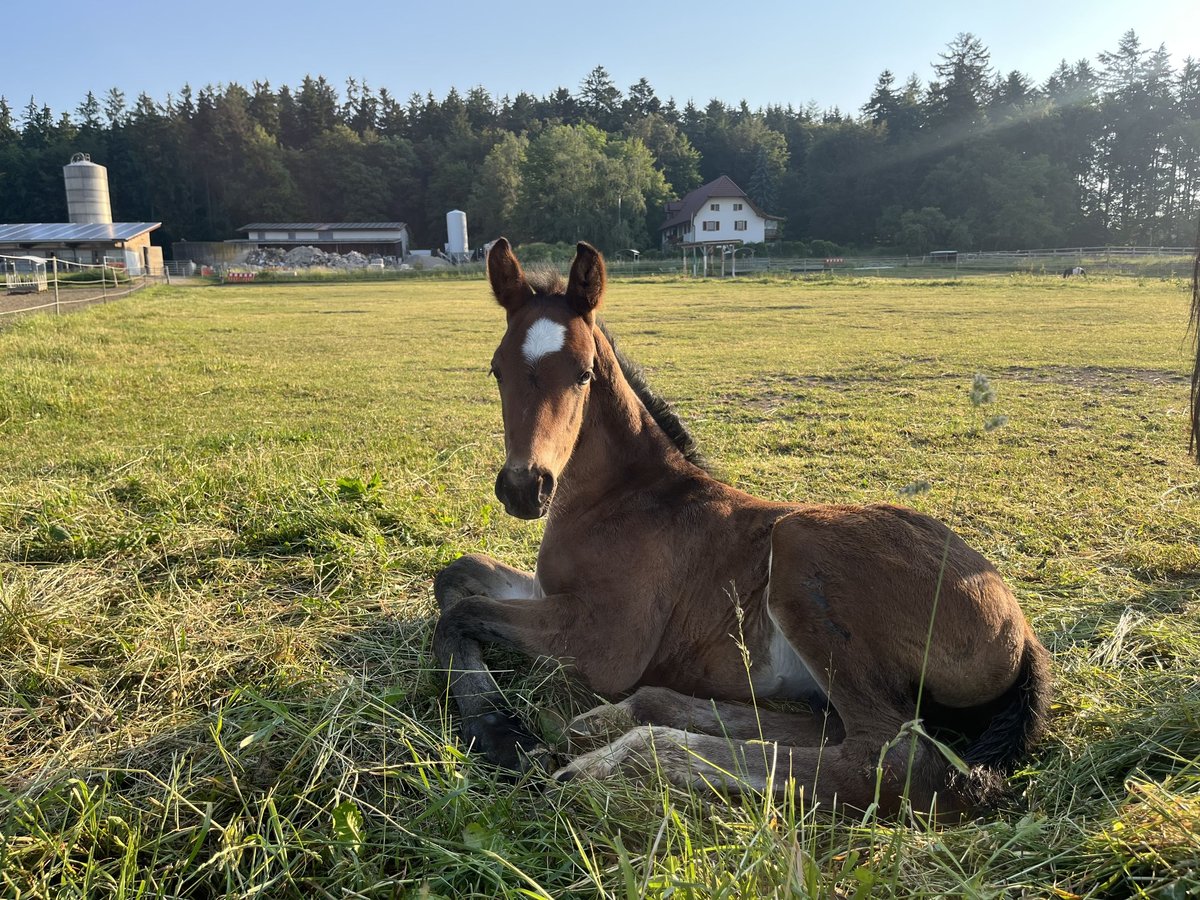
[734,220,748,231]
[733,203,743,211]
[702,221,719,231]
[684,223,691,234]
[710,203,720,211]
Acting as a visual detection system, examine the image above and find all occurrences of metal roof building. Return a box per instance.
[237,222,410,257]
[1,155,164,275]
[0,222,162,273]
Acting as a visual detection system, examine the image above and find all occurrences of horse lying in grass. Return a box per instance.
[433,239,1052,817]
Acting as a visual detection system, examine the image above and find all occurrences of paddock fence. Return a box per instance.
[1,255,172,322]
[605,245,1197,279]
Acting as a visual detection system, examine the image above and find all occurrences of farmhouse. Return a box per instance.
[660,175,782,252]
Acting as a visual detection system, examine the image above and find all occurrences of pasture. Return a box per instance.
[1,274,1197,897]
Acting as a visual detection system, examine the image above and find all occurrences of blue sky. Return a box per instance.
[5,0,1199,119]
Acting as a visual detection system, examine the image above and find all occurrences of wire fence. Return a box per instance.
[0,255,171,322]
[609,245,1197,278]
[5,245,1193,310]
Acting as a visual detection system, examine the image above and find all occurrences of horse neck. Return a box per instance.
[551,326,690,515]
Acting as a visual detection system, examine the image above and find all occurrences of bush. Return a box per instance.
[56,269,133,285]
[808,239,842,257]
[513,242,576,264]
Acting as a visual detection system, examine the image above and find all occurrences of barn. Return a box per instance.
[0,154,163,274]
[0,222,162,273]
[235,222,411,257]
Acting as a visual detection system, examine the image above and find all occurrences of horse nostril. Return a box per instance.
[537,472,555,504]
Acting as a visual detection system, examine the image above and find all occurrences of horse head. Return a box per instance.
[486,238,605,519]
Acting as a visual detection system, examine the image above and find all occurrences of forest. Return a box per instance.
[1,30,1198,255]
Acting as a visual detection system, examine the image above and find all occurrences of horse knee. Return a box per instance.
[434,554,535,608]
[433,554,493,608]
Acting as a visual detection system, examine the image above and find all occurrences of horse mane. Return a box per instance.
[598,322,709,473]
[526,268,567,297]
[1190,230,1200,463]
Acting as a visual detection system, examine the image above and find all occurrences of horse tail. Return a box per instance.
[949,636,1053,810]
[1190,227,1200,463]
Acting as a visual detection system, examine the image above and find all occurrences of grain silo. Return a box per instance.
[63,153,113,224]
[445,210,469,259]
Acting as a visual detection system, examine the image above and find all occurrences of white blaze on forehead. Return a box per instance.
[521,318,567,365]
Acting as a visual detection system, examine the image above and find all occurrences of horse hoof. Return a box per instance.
[519,745,561,775]
[553,766,578,784]
[465,708,544,771]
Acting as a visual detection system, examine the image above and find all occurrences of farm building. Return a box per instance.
[171,222,412,268]
[235,222,410,257]
[0,222,163,273]
[0,154,163,274]
[660,175,782,252]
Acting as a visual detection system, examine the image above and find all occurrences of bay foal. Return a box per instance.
[433,240,1051,816]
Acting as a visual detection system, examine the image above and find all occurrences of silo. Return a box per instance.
[445,210,469,257]
[63,153,113,224]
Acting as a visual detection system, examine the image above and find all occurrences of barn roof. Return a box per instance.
[239,222,409,232]
[0,222,160,243]
[660,175,782,230]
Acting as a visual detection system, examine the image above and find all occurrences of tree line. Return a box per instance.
[1,30,1198,255]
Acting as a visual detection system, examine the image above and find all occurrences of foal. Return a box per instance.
[433,240,1051,816]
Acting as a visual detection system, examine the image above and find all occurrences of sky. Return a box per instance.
[4,0,1199,120]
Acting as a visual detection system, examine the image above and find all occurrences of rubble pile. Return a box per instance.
[242,246,403,269]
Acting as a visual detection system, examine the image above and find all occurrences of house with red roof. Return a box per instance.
[659,175,782,252]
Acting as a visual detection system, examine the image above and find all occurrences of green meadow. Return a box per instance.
[1,274,1197,897]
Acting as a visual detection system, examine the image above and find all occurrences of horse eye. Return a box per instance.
[577,369,593,385]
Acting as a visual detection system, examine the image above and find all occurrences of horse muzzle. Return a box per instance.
[495,466,555,520]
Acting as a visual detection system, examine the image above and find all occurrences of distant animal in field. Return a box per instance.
[1062,266,1086,278]
[433,239,1052,818]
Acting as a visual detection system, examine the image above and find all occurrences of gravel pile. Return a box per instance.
[242,246,403,269]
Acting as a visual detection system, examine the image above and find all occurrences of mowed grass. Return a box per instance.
[1,274,1198,898]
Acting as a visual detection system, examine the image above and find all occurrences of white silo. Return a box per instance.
[445,210,469,258]
[63,153,113,224]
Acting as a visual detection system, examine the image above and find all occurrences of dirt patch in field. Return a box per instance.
[0,285,145,326]
[1000,365,1187,389]
[719,364,1187,417]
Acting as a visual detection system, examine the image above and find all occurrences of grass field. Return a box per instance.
[1,274,1198,898]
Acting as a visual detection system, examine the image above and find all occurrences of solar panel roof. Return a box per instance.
[0,222,161,243]
[239,222,408,231]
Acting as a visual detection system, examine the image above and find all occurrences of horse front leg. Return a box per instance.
[431,554,547,770]
[432,583,661,772]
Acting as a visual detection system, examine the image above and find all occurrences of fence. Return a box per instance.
[0,255,170,322]
[605,245,1196,278]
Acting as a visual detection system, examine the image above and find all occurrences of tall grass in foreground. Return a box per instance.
[1,277,1198,897]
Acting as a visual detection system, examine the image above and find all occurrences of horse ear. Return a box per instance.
[488,238,532,312]
[566,241,606,316]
